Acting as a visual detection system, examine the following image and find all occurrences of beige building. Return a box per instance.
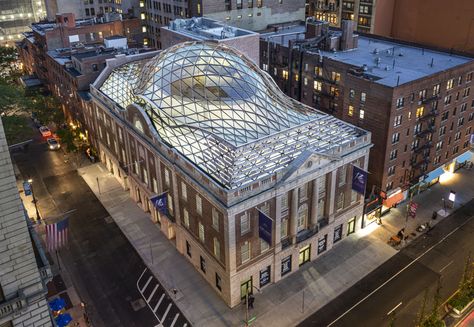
[87,41,371,307]
[0,120,53,326]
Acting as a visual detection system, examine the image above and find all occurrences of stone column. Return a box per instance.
[328,170,337,218]
[274,194,282,251]
[310,178,319,227]
[290,189,298,243]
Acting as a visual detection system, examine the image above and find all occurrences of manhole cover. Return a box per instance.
[130,298,146,311]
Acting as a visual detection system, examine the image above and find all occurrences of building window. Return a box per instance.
[331,71,341,82]
[392,132,400,144]
[416,107,424,118]
[215,273,222,291]
[186,240,191,257]
[164,169,170,186]
[281,218,288,238]
[143,167,148,185]
[389,149,398,160]
[351,190,357,203]
[314,80,322,91]
[281,255,292,276]
[298,184,308,201]
[347,217,356,235]
[388,166,395,176]
[182,209,190,228]
[467,72,473,82]
[446,78,454,90]
[393,115,402,127]
[198,222,205,242]
[152,177,158,193]
[297,205,307,232]
[338,165,347,186]
[359,109,365,119]
[213,238,220,259]
[260,266,271,288]
[349,89,355,98]
[336,193,344,211]
[260,239,269,253]
[444,95,452,105]
[314,66,322,76]
[348,105,354,117]
[262,63,268,71]
[241,241,250,263]
[281,194,288,211]
[333,224,343,243]
[212,208,219,231]
[196,195,202,215]
[317,234,327,254]
[282,70,289,80]
[240,213,250,235]
[458,117,465,126]
[361,92,367,103]
[439,125,446,136]
[433,84,440,95]
[200,256,206,273]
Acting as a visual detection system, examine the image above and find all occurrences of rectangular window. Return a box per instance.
[186,240,191,257]
[298,184,308,200]
[433,84,440,95]
[361,92,367,103]
[416,106,424,118]
[196,221,204,242]
[281,194,288,211]
[447,78,454,90]
[152,177,158,193]
[281,255,292,276]
[164,169,170,186]
[282,70,289,80]
[392,132,400,144]
[388,166,395,176]
[181,182,187,200]
[196,195,202,215]
[351,190,357,203]
[347,217,356,235]
[314,80,322,91]
[213,238,220,259]
[332,71,341,82]
[240,213,250,235]
[393,115,402,127]
[241,241,250,263]
[338,165,347,186]
[333,224,343,243]
[281,218,288,238]
[389,149,398,160]
[212,208,219,231]
[314,66,322,76]
[215,273,222,291]
[259,266,271,288]
[348,105,354,117]
[260,239,269,253]
[359,109,365,119]
[317,234,327,254]
[182,208,189,227]
[336,193,344,211]
[200,256,206,273]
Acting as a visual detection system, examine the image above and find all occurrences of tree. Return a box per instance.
[56,128,78,153]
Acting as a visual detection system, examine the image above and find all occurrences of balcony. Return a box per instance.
[295,217,329,244]
[419,110,439,121]
[0,291,27,321]
[415,125,435,138]
[414,141,433,153]
[421,95,440,104]
[281,237,292,250]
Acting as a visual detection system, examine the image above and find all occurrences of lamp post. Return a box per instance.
[244,285,260,326]
[28,179,40,221]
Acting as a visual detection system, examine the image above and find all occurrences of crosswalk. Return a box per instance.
[137,268,190,327]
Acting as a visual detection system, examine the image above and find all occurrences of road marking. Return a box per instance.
[141,276,153,292]
[148,284,159,302]
[170,313,179,327]
[327,214,474,327]
[386,302,402,316]
[439,260,454,273]
[161,303,172,321]
[154,294,165,312]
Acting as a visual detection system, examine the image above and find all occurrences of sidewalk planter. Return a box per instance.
[446,290,474,317]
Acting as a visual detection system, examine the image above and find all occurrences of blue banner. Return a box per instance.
[23,181,32,196]
[352,166,367,194]
[258,210,272,244]
[150,192,168,216]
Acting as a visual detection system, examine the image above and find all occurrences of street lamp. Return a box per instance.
[244,285,260,326]
[28,179,40,221]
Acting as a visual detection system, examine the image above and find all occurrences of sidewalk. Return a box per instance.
[78,163,474,327]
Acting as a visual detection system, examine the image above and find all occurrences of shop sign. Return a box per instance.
[259,266,271,287]
[318,235,327,254]
[281,256,292,276]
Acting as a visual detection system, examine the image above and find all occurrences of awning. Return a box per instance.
[424,165,445,183]
[455,150,473,164]
[383,191,404,208]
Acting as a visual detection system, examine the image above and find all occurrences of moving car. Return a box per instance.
[47,138,60,150]
[39,126,52,137]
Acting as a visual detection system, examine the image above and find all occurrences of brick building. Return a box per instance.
[87,42,371,307]
[0,119,53,326]
[144,0,305,48]
[260,19,474,215]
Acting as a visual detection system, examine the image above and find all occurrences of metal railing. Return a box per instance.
[0,291,27,320]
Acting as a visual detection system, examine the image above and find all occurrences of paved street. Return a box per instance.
[299,199,474,327]
[12,139,159,327]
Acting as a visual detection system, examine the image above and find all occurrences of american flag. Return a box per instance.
[45,218,69,252]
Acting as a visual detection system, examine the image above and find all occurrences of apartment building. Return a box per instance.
[44,0,144,20]
[260,19,474,216]
[0,0,46,46]
[0,119,53,326]
[144,0,305,48]
[86,41,371,307]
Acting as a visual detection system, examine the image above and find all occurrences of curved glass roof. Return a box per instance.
[99,42,367,189]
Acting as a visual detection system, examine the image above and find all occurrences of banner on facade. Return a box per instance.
[470,134,474,144]
[352,166,368,194]
[333,224,343,243]
[409,202,418,218]
[318,235,327,254]
[258,210,273,244]
[259,266,271,288]
[150,192,168,216]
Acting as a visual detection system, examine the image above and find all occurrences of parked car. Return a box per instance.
[46,138,60,150]
[39,126,52,137]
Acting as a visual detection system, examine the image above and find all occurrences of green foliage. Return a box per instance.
[0,47,21,83]
[416,280,445,327]
[56,128,77,153]
[448,254,474,311]
[30,92,64,126]
[1,115,35,145]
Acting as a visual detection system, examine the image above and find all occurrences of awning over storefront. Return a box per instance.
[383,191,404,208]
[424,165,445,183]
[455,150,473,164]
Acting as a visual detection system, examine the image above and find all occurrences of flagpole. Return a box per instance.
[56,250,61,271]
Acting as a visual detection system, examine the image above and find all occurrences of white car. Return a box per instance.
[39,126,52,137]
[47,138,60,150]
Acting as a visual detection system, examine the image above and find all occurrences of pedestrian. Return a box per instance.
[248,294,255,309]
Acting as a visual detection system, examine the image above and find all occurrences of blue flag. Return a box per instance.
[150,192,168,216]
[258,210,273,244]
[352,166,367,194]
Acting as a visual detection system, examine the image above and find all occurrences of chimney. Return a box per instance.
[56,13,75,28]
[306,19,329,39]
[340,20,357,51]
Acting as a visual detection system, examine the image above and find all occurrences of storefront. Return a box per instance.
[363,197,382,228]
[382,188,404,211]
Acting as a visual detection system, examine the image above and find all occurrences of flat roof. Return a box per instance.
[262,26,473,87]
[164,17,257,41]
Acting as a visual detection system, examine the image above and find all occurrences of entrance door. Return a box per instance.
[240,277,253,300]
[299,245,311,266]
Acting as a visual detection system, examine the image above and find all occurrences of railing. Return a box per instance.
[421,95,440,104]
[414,141,433,153]
[0,292,27,320]
[296,227,318,244]
[419,110,438,120]
[281,237,292,250]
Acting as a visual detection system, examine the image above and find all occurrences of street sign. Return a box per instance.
[23,181,32,196]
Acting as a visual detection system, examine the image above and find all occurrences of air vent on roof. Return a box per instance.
[372,48,379,54]
[362,64,368,71]
[398,51,404,56]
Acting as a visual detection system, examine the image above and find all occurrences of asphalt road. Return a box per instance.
[13,137,157,327]
[299,199,474,327]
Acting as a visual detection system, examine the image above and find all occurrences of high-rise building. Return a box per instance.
[0,119,53,326]
[260,19,474,218]
[0,0,46,46]
[86,41,372,307]
[144,0,306,48]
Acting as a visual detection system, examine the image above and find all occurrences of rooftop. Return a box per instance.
[96,42,368,189]
[164,17,257,41]
[262,25,473,87]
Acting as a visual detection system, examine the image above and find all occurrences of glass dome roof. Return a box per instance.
[99,42,366,189]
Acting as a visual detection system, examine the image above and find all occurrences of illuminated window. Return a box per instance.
[348,105,354,116]
[140,13,145,20]
[416,107,424,118]
[142,26,147,33]
[282,70,289,80]
[139,0,144,7]
[359,109,365,119]
[314,66,322,76]
[314,81,322,91]
[446,78,454,90]
[197,3,201,14]
[331,71,341,82]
